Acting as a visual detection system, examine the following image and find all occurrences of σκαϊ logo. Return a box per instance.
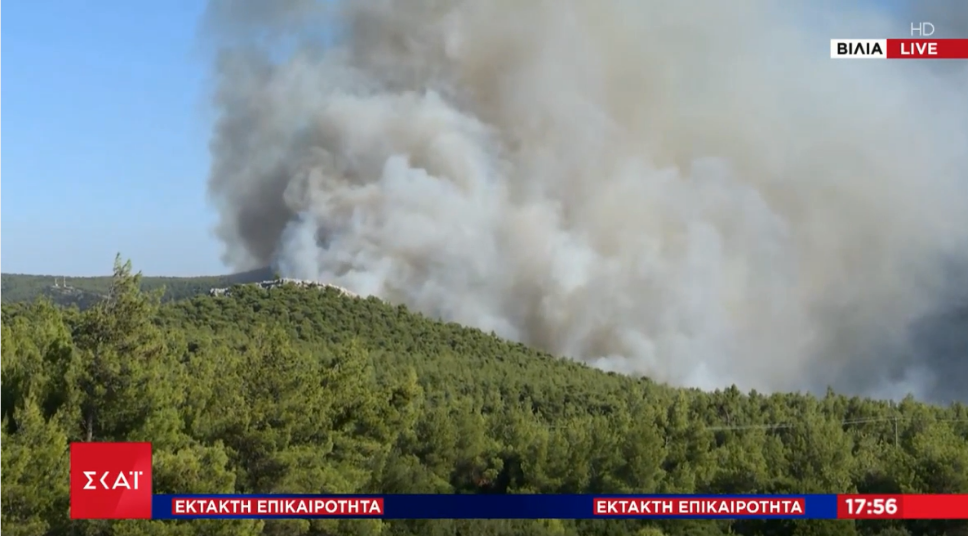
[70,442,153,519]
[82,470,145,490]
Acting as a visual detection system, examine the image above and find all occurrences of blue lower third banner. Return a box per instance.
[153,495,839,519]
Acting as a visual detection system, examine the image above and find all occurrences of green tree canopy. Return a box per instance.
[3,259,966,536]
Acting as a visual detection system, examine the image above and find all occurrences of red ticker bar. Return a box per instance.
[903,495,968,520]
[886,39,968,59]
[837,495,968,520]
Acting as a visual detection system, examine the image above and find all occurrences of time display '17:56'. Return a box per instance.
[838,495,901,519]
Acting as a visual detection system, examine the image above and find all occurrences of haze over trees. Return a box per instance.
[2,258,967,536]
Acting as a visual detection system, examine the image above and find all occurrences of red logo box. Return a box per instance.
[70,442,153,519]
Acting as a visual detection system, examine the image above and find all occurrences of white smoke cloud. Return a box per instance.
[205,0,968,400]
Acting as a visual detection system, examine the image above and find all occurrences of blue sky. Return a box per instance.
[0,0,932,277]
[4,0,224,275]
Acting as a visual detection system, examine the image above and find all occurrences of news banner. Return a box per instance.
[831,22,968,59]
[72,443,968,521]
[831,38,968,59]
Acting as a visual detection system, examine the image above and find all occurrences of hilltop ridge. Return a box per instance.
[208,277,361,299]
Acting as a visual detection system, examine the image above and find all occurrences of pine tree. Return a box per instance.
[66,255,172,442]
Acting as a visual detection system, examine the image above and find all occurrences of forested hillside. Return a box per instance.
[3,259,967,536]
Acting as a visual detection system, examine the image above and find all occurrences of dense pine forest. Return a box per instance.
[3,258,967,536]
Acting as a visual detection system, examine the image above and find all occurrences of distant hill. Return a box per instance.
[0,267,274,308]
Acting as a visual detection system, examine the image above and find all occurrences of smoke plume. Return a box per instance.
[204,0,968,401]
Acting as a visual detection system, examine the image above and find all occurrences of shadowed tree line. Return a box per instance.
[3,257,967,536]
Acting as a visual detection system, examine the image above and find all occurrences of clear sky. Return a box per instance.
[4,0,225,276]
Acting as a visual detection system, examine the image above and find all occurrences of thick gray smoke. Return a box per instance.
[204,0,968,401]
